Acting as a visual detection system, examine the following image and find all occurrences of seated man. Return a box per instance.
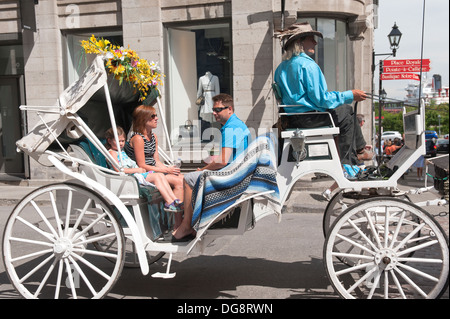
[172,93,250,242]
[274,22,372,165]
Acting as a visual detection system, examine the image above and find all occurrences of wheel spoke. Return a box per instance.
[71,212,107,242]
[76,232,117,246]
[389,211,406,249]
[64,259,77,299]
[19,253,55,283]
[11,248,53,263]
[33,258,58,298]
[63,190,73,237]
[49,191,64,238]
[30,200,60,239]
[68,198,93,239]
[347,218,379,251]
[71,253,112,280]
[393,267,428,298]
[336,233,376,256]
[15,216,56,243]
[363,210,383,249]
[68,255,98,296]
[393,223,425,253]
[54,259,64,299]
[396,262,440,282]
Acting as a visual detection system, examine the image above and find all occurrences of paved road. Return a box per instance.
[0,166,448,302]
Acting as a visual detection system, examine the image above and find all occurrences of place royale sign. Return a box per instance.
[380,59,430,81]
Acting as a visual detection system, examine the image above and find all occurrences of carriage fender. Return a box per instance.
[47,155,150,276]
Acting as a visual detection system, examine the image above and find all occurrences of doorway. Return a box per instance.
[166,23,232,148]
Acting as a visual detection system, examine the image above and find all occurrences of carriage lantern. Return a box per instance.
[290,129,307,162]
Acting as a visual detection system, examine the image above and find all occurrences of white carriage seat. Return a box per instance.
[69,141,162,203]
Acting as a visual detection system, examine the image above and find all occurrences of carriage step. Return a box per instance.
[151,253,176,279]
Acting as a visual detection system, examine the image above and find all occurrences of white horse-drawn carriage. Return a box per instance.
[2,55,448,299]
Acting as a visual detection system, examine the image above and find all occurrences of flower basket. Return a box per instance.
[81,35,164,103]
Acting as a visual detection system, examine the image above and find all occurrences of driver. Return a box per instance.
[274,21,373,165]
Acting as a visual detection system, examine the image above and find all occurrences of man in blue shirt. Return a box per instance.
[172,93,250,241]
[274,22,372,165]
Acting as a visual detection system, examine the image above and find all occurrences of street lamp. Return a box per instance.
[372,23,402,164]
[388,22,402,57]
[380,89,387,100]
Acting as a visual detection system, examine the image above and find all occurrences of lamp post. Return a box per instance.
[372,22,402,163]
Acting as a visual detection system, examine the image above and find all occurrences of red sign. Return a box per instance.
[383,59,430,67]
[383,66,430,73]
[380,73,421,81]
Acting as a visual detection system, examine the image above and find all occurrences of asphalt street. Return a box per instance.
[0,162,448,302]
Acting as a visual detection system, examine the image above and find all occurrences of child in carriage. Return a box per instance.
[105,126,183,213]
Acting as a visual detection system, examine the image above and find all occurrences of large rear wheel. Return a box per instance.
[324,197,449,299]
[3,183,125,299]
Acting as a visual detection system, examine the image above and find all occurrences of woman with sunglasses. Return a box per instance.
[125,104,184,214]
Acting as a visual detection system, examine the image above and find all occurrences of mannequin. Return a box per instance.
[197,71,220,130]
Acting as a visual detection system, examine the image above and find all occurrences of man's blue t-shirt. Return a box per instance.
[221,113,250,163]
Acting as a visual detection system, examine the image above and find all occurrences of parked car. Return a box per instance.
[381,131,402,141]
[436,138,449,153]
[425,139,437,157]
[425,130,438,140]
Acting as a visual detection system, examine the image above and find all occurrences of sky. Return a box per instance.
[374,0,449,100]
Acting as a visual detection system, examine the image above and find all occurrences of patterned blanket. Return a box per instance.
[191,133,281,231]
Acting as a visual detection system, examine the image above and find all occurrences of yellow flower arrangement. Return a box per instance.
[81,35,164,102]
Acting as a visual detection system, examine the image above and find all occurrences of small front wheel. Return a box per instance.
[3,183,125,299]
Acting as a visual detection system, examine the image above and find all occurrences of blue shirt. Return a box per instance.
[221,113,250,162]
[274,53,354,113]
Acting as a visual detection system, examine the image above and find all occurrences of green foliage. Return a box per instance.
[374,102,449,137]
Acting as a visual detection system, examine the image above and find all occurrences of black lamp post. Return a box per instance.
[372,23,402,163]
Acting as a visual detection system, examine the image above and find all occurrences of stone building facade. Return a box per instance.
[0,0,376,181]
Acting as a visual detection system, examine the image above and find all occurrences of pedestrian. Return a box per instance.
[412,155,425,181]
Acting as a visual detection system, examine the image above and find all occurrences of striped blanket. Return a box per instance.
[191,133,281,231]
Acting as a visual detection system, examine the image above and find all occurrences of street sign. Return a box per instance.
[383,59,430,67]
[383,65,431,73]
[380,73,421,81]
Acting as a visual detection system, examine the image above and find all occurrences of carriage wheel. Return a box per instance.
[3,183,125,299]
[324,197,449,299]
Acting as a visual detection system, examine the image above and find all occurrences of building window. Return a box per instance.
[297,18,348,92]
[0,45,24,76]
[166,23,231,147]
